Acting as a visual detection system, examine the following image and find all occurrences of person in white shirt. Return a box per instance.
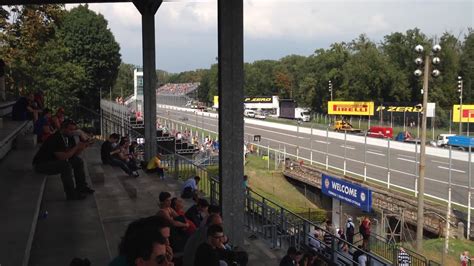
[182,176,201,199]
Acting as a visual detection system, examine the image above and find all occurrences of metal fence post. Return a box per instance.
[344,130,347,175]
[326,127,329,170]
[364,132,367,182]
[267,142,270,170]
[310,123,313,165]
[387,139,391,189]
[415,141,419,198]
[468,146,472,239]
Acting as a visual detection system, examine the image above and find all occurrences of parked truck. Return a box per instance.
[278,99,311,122]
[446,135,474,151]
[368,126,393,139]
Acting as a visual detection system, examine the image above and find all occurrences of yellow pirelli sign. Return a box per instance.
[328,101,374,116]
[453,105,474,123]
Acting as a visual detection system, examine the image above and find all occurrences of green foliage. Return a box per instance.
[460,29,474,103]
[58,4,121,111]
[34,37,86,113]
[112,63,135,99]
[0,5,65,97]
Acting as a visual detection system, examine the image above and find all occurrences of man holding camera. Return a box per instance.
[33,119,95,200]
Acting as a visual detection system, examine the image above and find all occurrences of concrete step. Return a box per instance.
[28,159,110,266]
[0,148,45,266]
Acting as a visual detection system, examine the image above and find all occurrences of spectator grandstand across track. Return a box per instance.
[156,83,200,96]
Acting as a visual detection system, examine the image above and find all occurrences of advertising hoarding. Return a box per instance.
[321,174,372,212]
[453,105,474,123]
[328,101,374,116]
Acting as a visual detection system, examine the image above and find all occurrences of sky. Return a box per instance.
[67,0,473,73]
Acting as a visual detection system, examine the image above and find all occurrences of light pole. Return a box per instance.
[458,76,464,135]
[329,80,333,101]
[414,43,442,253]
[329,80,333,125]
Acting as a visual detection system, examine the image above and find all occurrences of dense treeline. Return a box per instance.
[1,4,472,125]
[171,29,473,126]
[0,5,121,113]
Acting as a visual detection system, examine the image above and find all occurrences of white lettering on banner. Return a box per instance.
[331,181,358,198]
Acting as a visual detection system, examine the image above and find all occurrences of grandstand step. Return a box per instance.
[0,120,31,160]
[28,174,109,266]
[16,133,37,150]
[90,165,105,184]
[0,147,45,266]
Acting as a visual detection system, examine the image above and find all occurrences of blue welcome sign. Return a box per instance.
[321,174,372,212]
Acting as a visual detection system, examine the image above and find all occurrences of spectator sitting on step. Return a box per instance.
[157,192,189,231]
[199,204,220,228]
[171,197,197,236]
[34,108,55,142]
[101,133,139,177]
[185,198,209,229]
[193,224,228,266]
[181,175,201,199]
[109,216,172,266]
[183,213,223,266]
[146,153,167,180]
[169,197,196,254]
[280,246,298,266]
[51,107,65,130]
[26,93,41,122]
[117,137,140,174]
[32,119,95,200]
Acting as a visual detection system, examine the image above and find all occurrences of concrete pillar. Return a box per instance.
[0,59,4,101]
[218,0,244,247]
[133,0,162,161]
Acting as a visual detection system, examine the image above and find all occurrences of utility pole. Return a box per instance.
[414,44,442,252]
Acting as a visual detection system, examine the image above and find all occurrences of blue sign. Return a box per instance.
[321,174,372,212]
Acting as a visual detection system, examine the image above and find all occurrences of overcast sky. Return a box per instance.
[68,0,473,73]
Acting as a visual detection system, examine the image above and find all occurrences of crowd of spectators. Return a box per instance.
[101,133,140,177]
[156,83,200,96]
[109,188,249,266]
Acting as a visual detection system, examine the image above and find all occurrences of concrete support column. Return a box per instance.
[133,0,162,161]
[218,0,244,247]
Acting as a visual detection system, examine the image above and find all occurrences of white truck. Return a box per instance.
[294,108,311,122]
[435,134,456,147]
[278,99,311,122]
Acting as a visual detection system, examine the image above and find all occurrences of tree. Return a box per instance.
[381,28,430,102]
[112,63,135,99]
[460,29,474,103]
[34,37,86,113]
[58,5,121,111]
[0,5,65,97]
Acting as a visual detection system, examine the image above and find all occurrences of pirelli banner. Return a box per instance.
[328,101,374,116]
[453,105,474,123]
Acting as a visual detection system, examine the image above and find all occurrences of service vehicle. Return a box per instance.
[278,99,311,122]
[446,135,474,151]
[395,131,420,143]
[368,126,393,139]
[333,120,362,133]
[435,134,456,147]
